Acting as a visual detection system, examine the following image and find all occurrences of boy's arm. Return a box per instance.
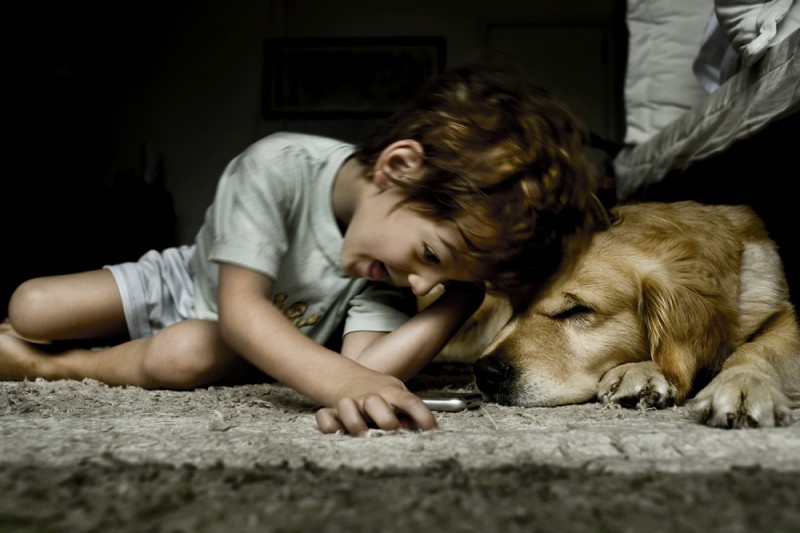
[216,263,437,436]
[340,282,485,381]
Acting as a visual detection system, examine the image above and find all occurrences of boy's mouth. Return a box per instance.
[366,260,388,281]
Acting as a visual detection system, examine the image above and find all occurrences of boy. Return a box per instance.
[0,62,601,436]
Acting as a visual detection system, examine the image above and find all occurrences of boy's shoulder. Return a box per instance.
[232,133,355,198]
[248,132,352,159]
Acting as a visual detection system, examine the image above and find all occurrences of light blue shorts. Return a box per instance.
[105,245,199,339]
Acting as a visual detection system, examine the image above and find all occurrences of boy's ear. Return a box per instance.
[374,139,425,189]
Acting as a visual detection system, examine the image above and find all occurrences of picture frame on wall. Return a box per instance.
[262,36,446,119]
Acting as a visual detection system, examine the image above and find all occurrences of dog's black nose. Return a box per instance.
[474,356,514,395]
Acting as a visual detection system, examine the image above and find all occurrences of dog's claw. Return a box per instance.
[597,362,676,411]
[690,371,794,429]
[776,408,795,427]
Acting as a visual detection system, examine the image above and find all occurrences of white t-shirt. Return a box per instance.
[191,133,411,345]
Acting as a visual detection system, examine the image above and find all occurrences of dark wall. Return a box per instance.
[5,2,183,316]
[3,0,624,317]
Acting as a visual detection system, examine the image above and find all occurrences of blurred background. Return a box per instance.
[4,0,627,315]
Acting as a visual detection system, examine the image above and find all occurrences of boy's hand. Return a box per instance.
[315,378,438,436]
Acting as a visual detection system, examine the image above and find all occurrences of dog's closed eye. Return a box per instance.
[552,304,593,320]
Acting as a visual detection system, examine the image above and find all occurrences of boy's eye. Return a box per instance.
[422,243,441,265]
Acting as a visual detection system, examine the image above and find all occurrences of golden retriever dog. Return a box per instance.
[445,201,800,428]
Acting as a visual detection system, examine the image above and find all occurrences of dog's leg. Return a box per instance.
[597,361,677,409]
[689,309,800,428]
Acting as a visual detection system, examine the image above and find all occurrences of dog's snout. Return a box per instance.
[474,356,514,395]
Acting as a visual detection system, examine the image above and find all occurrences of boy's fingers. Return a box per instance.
[399,394,438,431]
[336,397,370,437]
[361,393,438,433]
[317,393,438,436]
[362,394,402,430]
[315,407,345,434]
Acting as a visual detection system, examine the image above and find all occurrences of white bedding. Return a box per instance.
[614,28,799,200]
[715,0,799,67]
[622,0,713,145]
[614,0,799,201]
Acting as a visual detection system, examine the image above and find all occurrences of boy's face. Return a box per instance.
[341,187,475,296]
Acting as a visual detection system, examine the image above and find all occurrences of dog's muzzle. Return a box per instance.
[473,355,516,398]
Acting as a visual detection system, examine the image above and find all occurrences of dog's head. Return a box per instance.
[474,233,649,406]
[474,202,748,406]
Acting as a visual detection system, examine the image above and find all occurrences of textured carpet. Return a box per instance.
[2,363,799,532]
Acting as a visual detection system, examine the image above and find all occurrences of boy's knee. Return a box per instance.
[141,321,229,389]
[7,279,50,338]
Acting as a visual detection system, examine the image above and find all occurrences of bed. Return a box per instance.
[609,0,800,304]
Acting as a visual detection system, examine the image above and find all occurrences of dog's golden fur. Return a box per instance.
[448,201,800,428]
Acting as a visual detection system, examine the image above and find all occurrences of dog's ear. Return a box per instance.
[639,275,732,403]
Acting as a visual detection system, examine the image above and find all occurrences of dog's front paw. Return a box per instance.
[597,361,676,409]
[689,370,794,428]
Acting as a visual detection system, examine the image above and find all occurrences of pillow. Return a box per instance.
[623,0,714,144]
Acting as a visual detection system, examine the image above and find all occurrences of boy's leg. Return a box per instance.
[6,269,128,341]
[0,319,260,388]
[3,269,262,388]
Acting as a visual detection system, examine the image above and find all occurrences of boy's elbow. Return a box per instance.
[340,331,385,362]
[216,309,238,347]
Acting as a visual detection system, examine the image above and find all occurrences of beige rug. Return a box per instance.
[2,362,799,531]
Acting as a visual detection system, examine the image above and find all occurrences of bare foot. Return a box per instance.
[0,333,58,380]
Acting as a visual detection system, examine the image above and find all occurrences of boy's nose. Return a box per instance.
[408,273,438,296]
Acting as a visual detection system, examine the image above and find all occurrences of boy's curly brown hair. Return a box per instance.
[355,61,608,304]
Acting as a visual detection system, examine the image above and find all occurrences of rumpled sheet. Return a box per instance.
[614,28,799,200]
[716,0,798,66]
[622,0,712,145]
